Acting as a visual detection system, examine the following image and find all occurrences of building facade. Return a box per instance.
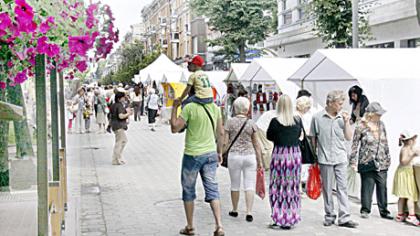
[141,0,193,61]
[265,0,420,57]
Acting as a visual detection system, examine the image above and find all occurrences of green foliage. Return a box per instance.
[308,0,371,48]
[99,43,161,85]
[190,0,277,62]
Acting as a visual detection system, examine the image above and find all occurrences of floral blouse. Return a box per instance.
[225,116,258,155]
[349,121,391,171]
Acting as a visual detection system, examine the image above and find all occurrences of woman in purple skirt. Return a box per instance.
[267,94,303,230]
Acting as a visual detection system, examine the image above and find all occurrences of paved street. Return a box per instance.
[64,117,418,236]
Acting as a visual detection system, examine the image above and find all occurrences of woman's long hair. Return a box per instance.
[276,94,295,126]
[134,86,140,96]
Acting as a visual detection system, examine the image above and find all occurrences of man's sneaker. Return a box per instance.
[338,220,359,228]
[361,212,369,219]
[323,221,334,227]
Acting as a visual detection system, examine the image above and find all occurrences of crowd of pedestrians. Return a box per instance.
[68,55,419,235]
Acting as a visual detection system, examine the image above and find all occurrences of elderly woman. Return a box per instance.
[224,97,263,222]
[267,94,303,229]
[350,102,393,220]
[73,87,87,134]
[295,96,313,192]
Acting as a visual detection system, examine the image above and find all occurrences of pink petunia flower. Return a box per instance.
[14,0,34,20]
[68,34,94,56]
[75,60,88,72]
[39,16,55,34]
[14,71,28,84]
[0,12,12,30]
[7,61,13,68]
[0,81,6,89]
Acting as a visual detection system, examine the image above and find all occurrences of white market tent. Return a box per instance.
[137,54,187,84]
[225,63,249,83]
[289,48,420,200]
[240,58,307,97]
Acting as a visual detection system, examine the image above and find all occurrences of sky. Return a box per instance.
[88,0,153,49]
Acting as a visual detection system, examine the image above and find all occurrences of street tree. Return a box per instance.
[190,0,277,62]
[309,0,371,48]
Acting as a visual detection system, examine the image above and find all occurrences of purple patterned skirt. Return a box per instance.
[269,145,302,227]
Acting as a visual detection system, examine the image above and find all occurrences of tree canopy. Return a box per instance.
[190,0,277,62]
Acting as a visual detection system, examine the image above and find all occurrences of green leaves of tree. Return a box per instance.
[190,0,276,62]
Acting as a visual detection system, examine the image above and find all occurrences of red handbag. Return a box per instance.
[307,164,322,200]
[256,168,265,199]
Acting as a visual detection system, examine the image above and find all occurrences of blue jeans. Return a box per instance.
[182,95,213,108]
[181,152,219,203]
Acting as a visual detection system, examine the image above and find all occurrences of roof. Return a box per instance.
[139,54,187,83]
[225,63,249,83]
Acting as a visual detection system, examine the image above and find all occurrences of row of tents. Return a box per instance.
[134,48,420,202]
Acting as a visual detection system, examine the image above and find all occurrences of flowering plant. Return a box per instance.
[0,0,118,88]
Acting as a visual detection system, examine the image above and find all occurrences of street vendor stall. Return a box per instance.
[240,58,306,120]
[288,48,420,201]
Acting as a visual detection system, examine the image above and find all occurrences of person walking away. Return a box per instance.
[66,100,75,134]
[266,94,303,230]
[95,90,107,133]
[73,88,86,134]
[146,88,159,131]
[349,102,393,220]
[310,90,358,228]
[170,95,225,236]
[393,130,420,226]
[295,96,313,194]
[348,85,369,124]
[175,55,214,107]
[224,97,263,222]
[139,82,145,116]
[110,92,132,165]
[130,86,142,122]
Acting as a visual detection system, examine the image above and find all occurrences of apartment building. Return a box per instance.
[141,0,193,61]
[265,0,420,57]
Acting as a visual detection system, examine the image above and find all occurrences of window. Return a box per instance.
[281,0,287,11]
[367,42,395,48]
[407,39,420,48]
[298,8,305,20]
[282,12,292,25]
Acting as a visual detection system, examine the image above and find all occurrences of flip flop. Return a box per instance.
[179,226,195,235]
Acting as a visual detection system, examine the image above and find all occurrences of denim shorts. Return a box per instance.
[181,152,219,203]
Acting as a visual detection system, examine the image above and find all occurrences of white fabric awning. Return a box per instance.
[225,63,249,83]
[139,54,187,84]
[240,58,307,97]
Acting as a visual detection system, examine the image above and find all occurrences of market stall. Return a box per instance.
[288,48,420,201]
[240,58,307,120]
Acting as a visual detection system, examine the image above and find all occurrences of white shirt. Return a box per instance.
[147,94,159,110]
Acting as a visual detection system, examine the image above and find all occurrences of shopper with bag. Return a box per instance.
[224,97,263,222]
[349,102,393,220]
[310,90,358,228]
[266,94,303,230]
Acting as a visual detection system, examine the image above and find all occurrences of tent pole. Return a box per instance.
[300,57,327,88]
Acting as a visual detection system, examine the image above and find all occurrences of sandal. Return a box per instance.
[213,227,225,236]
[395,213,405,222]
[406,215,420,226]
[179,226,195,235]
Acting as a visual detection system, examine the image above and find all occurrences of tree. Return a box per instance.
[309,0,371,48]
[190,0,276,62]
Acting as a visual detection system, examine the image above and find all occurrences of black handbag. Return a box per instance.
[222,119,248,168]
[357,124,381,173]
[297,117,316,164]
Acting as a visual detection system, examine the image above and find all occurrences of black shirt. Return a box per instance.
[267,117,302,147]
[110,102,128,131]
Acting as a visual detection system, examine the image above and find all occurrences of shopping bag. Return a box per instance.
[306,164,322,200]
[256,168,265,199]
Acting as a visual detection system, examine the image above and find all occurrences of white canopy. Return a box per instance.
[225,63,249,83]
[138,54,186,84]
[205,71,229,100]
[240,58,307,97]
[289,48,420,199]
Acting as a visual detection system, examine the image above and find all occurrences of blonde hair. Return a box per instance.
[233,97,250,115]
[276,94,295,126]
[296,96,312,113]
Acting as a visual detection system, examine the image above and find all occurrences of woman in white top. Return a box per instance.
[146,88,159,131]
[130,86,143,122]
